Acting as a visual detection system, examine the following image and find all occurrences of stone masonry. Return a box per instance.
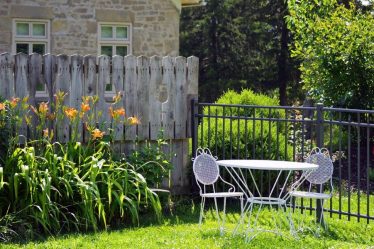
[0,0,180,56]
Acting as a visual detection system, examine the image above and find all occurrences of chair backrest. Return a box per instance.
[305,147,334,185]
[192,148,219,186]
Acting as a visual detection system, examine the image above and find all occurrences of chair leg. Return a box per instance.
[233,196,245,235]
[199,197,205,226]
[221,197,227,235]
[320,199,328,230]
[213,197,222,234]
[288,196,297,236]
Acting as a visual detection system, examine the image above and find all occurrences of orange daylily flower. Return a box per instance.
[38,102,49,115]
[115,108,126,116]
[91,128,105,140]
[0,103,5,111]
[81,103,90,112]
[109,106,126,119]
[128,116,140,125]
[64,107,78,120]
[10,97,20,108]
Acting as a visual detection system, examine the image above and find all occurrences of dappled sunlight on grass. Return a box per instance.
[1,197,374,249]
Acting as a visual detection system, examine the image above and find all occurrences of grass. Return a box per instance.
[1,194,374,249]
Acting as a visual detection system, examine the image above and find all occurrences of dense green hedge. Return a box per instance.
[198,89,292,160]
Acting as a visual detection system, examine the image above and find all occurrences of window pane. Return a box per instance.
[36,82,45,91]
[105,83,113,91]
[32,43,45,54]
[16,23,29,36]
[116,46,128,56]
[116,27,128,39]
[16,43,29,54]
[101,26,113,39]
[33,24,45,36]
[101,46,113,56]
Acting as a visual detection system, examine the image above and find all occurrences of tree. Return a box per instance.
[287,0,374,109]
[180,0,300,104]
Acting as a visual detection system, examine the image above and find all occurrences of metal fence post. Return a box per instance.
[316,103,325,225]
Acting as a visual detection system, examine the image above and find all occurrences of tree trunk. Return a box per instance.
[278,15,289,106]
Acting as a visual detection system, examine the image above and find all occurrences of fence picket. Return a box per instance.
[70,55,84,141]
[14,53,29,141]
[0,53,14,99]
[175,56,187,139]
[97,55,111,134]
[112,55,125,141]
[137,56,150,140]
[83,55,97,96]
[162,56,176,139]
[186,56,199,137]
[124,55,137,140]
[149,56,163,139]
[43,54,56,104]
[55,55,71,142]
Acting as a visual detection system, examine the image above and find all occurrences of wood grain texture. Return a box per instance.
[0,53,14,99]
[161,56,176,139]
[137,56,150,140]
[124,55,137,140]
[55,54,71,142]
[149,56,163,139]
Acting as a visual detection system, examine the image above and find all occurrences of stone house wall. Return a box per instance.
[0,0,180,56]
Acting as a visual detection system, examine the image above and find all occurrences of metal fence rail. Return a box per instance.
[191,99,374,223]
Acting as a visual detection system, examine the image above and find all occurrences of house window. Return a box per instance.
[98,23,131,57]
[13,19,50,96]
[98,23,132,93]
[13,19,50,55]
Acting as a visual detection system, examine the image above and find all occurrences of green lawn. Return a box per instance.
[2,196,374,249]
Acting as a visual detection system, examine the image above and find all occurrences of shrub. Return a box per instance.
[126,134,172,189]
[199,89,292,160]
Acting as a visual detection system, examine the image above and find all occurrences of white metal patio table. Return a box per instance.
[216,160,318,241]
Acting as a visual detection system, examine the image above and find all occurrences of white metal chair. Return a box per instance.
[192,148,244,235]
[289,147,334,233]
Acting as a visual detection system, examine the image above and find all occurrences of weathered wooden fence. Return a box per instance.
[0,52,199,194]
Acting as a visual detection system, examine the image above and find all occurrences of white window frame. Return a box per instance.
[98,22,132,98]
[12,19,51,55]
[12,19,50,98]
[97,22,132,57]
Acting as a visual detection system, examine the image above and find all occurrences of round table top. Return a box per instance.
[216,160,318,171]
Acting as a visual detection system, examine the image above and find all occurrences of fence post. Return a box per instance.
[191,98,198,155]
[316,103,325,225]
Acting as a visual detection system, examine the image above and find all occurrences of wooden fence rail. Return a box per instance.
[0,52,199,194]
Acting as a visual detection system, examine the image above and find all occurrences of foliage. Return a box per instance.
[287,0,374,109]
[198,89,292,161]
[180,0,301,104]
[0,93,168,241]
[126,134,173,188]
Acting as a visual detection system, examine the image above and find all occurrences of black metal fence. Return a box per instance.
[191,99,374,223]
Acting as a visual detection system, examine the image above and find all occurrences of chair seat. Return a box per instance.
[201,192,243,198]
[289,190,331,199]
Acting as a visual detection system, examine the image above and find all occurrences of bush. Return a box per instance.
[199,89,292,160]
[126,134,173,188]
